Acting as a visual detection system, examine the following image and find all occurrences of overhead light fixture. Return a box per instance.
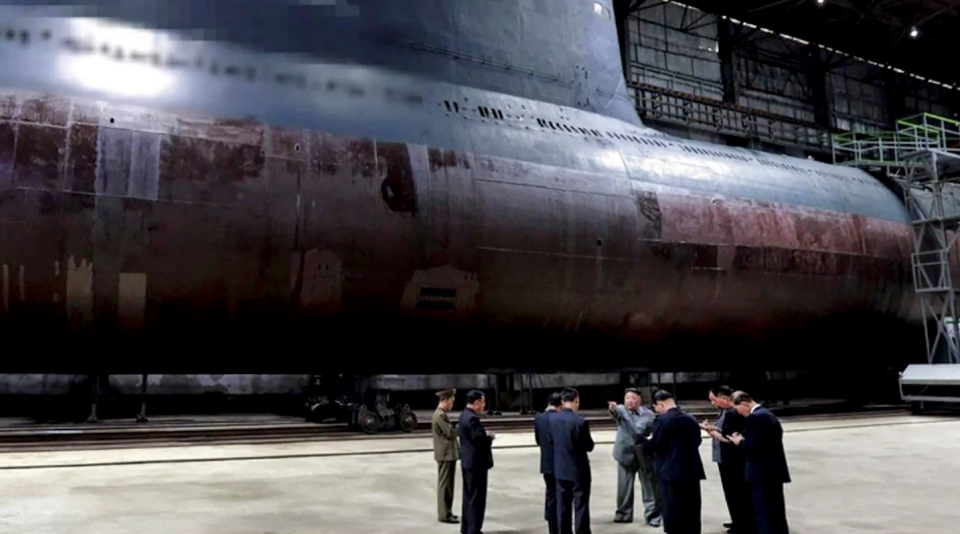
[910,27,919,37]
[817,0,825,4]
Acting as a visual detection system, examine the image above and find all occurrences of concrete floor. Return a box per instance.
[0,414,956,534]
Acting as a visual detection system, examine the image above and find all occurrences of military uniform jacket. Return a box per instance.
[432,408,460,462]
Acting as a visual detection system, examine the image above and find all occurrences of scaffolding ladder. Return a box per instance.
[833,113,960,407]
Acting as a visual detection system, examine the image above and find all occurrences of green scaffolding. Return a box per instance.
[831,113,960,168]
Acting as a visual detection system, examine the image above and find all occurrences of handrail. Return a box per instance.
[897,112,960,130]
[832,112,960,166]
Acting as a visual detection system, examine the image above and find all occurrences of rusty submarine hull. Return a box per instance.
[0,0,931,373]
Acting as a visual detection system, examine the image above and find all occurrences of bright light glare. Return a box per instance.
[598,149,624,171]
[56,17,174,98]
[910,27,918,38]
[59,55,173,98]
[68,17,160,50]
[816,0,824,4]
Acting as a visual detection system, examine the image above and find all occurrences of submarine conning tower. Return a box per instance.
[0,0,640,126]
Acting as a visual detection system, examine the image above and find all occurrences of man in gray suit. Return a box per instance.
[608,387,662,527]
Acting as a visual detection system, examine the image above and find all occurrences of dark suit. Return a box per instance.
[458,407,493,534]
[535,410,559,534]
[550,408,595,534]
[644,407,706,534]
[717,408,752,533]
[741,406,790,534]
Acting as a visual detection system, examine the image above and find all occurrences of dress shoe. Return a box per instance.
[439,516,459,524]
[613,517,632,523]
[646,520,661,528]
[724,523,734,529]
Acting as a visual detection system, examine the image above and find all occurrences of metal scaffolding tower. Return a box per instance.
[833,113,960,406]
[902,147,960,364]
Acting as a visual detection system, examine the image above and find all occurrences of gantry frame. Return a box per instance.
[833,113,960,406]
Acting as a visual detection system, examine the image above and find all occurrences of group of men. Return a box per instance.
[702,386,791,534]
[430,384,791,534]
[431,387,594,534]
[606,386,791,534]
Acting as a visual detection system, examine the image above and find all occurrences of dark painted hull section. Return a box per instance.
[0,89,923,373]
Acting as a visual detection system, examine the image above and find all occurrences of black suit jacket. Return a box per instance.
[549,408,595,483]
[458,407,493,471]
[741,406,790,484]
[643,407,707,482]
[718,408,746,465]
[534,410,555,475]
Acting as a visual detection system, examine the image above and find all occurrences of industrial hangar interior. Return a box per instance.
[0,1,957,533]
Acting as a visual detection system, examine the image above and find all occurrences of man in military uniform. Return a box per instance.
[433,388,460,524]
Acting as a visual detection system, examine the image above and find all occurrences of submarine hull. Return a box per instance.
[0,87,922,373]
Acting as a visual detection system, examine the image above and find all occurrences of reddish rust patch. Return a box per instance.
[310,134,374,179]
[752,205,791,249]
[723,202,762,247]
[660,193,734,245]
[160,135,211,182]
[65,124,98,193]
[161,135,264,183]
[20,95,70,127]
[211,141,264,182]
[658,191,909,260]
[158,134,265,203]
[14,124,65,190]
[712,246,906,279]
[859,219,909,259]
[793,213,839,252]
